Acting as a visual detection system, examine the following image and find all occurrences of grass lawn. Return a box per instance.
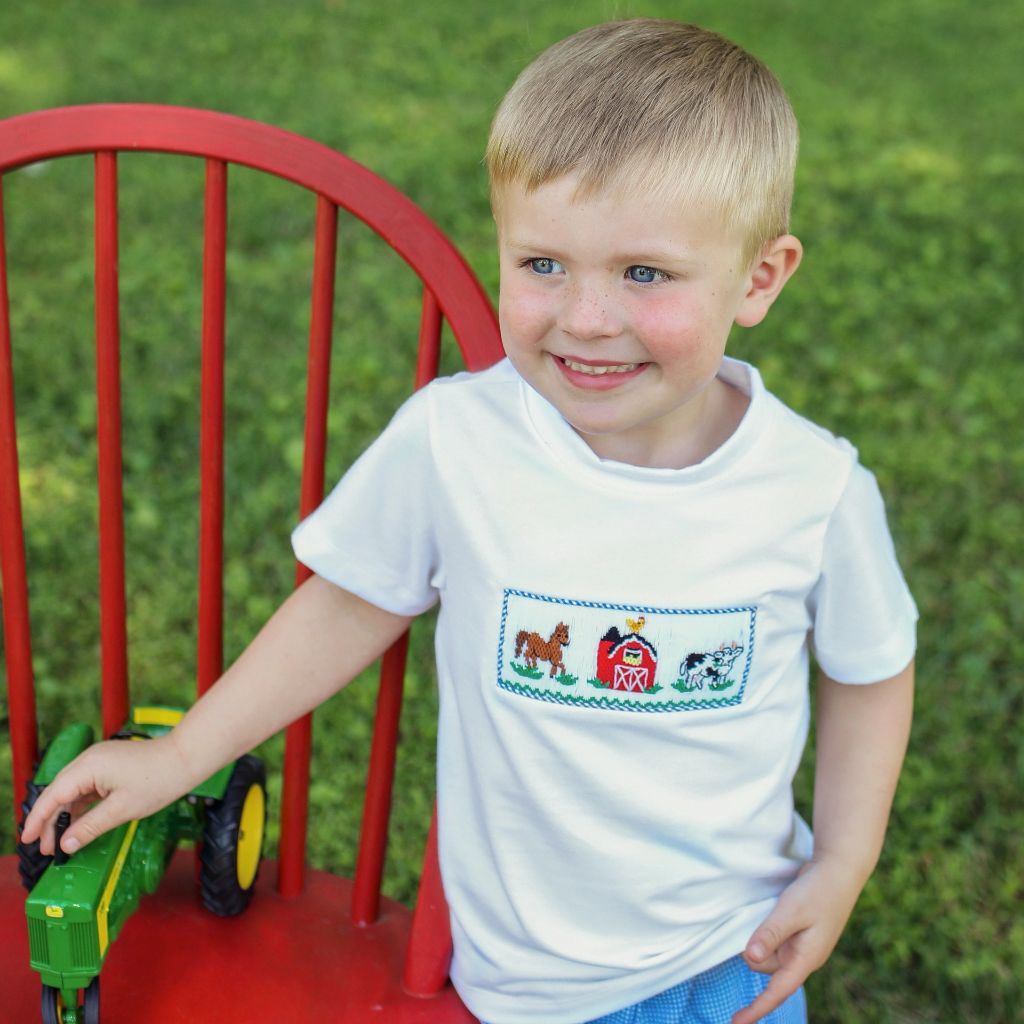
[1,2,1022,1020]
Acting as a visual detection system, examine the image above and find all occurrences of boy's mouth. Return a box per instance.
[559,357,642,376]
[553,354,649,392]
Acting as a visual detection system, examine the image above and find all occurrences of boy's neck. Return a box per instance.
[574,377,750,470]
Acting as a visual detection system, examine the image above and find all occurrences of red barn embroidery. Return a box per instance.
[596,625,658,692]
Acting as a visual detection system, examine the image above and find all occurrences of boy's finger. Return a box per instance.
[731,964,804,1024]
[22,773,94,844]
[742,949,781,974]
[743,913,797,971]
[58,797,129,855]
[20,789,66,846]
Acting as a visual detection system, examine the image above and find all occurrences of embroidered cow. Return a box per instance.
[514,622,570,677]
[596,625,659,692]
[679,642,744,691]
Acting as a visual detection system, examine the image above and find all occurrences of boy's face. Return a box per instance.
[494,175,788,468]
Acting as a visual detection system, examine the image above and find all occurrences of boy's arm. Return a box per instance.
[21,575,413,855]
[732,659,915,1024]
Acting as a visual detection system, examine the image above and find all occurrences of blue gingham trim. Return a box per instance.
[582,955,806,1024]
[483,955,806,1024]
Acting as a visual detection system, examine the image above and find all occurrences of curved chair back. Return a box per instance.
[0,104,500,1020]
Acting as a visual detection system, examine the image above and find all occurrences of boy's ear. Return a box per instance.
[734,235,803,328]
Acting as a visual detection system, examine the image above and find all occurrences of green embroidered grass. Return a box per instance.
[500,679,741,713]
[587,678,662,694]
[510,662,544,680]
[673,677,737,694]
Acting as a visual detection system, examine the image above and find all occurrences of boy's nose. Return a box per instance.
[559,280,620,340]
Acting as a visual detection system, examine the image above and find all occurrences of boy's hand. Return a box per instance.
[733,664,914,1024]
[731,858,862,1024]
[19,734,192,857]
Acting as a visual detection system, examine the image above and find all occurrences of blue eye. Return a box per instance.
[627,265,664,284]
[528,258,563,275]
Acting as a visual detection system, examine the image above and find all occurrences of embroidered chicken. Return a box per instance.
[625,615,646,634]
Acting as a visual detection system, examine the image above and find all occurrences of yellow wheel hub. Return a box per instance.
[236,783,265,890]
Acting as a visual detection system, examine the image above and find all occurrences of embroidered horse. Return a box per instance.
[515,622,570,678]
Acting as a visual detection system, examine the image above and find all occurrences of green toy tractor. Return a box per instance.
[16,705,267,1024]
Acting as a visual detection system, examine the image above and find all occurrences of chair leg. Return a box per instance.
[403,804,453,997]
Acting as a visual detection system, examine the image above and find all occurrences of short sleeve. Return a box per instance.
[291,387,440,616]
[807,465,918,683]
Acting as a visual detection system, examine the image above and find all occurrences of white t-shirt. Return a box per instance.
[292,357,917,1024]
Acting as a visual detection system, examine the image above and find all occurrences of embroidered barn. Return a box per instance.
[596,627,658,692]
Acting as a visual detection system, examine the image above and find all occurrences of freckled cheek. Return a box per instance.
[498,286,554,348]
[633,304,704,360]
[643,290,728,350]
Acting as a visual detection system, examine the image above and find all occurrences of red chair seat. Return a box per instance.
[0,852,476,1021]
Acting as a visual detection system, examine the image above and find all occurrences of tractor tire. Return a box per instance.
[199,754,266,916]
[18,781,52,892]
[83,977,100,1024]
[40,978,98,1024]
[40,985,63,1024]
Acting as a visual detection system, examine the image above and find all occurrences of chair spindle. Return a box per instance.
[0,177,39,827]
[279,192,339,897]
[197,158,228,695]
[94,151,129,739]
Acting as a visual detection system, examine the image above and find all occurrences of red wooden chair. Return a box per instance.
[0,105,501,1022]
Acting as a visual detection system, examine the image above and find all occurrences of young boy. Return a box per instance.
[22,20,916,1024]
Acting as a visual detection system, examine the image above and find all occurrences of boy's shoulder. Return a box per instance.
[388,357,517,422]
[725,358,859,466]
[723,359,864,511]
[414,357,522,420]
[745,364,856,464]
[766,390,859,464]
[427,357,520,393]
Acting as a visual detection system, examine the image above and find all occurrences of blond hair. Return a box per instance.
[486,20,798,267]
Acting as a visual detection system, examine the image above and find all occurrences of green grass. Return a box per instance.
[1,1,1022,1020]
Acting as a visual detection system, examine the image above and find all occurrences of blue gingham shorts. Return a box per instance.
[580,954,806,1024]
[483,955,806,1024]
